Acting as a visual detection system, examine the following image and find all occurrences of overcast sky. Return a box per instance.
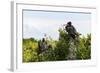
[23,10,91,40]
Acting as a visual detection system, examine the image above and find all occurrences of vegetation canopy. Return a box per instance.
[23,26,91,62]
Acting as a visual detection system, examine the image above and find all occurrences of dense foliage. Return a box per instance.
[23,28,91,62]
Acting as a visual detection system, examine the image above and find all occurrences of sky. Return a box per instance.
[23,10,91,40]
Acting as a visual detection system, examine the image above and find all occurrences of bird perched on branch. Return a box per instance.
[65,21,77,39]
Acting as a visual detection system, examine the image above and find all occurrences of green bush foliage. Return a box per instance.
[23,28,91,62]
